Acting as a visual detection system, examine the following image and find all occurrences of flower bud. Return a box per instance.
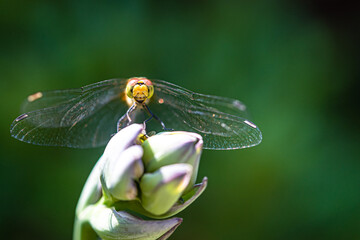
[140,163,193,215]
[103,124,144,159]
[102,145,144,200]
[142,131,202,191]
[100,124,145,201]
[88,204,182,240]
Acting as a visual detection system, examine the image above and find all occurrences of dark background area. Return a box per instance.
[1,0,359,239]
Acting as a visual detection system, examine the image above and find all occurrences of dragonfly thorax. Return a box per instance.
[126,77,154,104]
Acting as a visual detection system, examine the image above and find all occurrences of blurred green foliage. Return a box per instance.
[1,1,359,239]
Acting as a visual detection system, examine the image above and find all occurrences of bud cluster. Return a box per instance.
[74,124,207,240]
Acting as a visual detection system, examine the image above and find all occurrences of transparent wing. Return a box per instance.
[149,80,262,150]
[10,79,129,148]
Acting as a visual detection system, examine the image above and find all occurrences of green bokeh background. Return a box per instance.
[1,1,359,239]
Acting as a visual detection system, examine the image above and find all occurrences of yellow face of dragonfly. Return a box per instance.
[125,77,154,105]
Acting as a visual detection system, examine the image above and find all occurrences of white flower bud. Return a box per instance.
[140,164,193,215]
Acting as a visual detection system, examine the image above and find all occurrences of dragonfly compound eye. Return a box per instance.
[146,83,154,99]
[126,79,138,98]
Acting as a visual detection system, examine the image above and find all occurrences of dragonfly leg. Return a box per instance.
[126,104,136,123]
[143,104,174,131]
[144,114,153,124]
[117,104,136,132]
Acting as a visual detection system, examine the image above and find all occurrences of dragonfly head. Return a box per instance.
[126,77,154,104]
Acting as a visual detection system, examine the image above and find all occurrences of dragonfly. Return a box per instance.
[10,77,262,150]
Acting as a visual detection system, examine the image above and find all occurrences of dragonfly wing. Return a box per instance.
[11,79,129,148]
[152,80,249,118]
[21,79,125,112]
[150,80,262,150]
